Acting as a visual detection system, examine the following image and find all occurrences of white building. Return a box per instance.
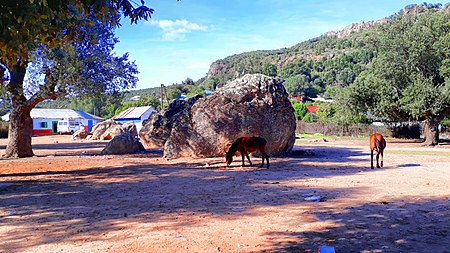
[1,108,104,135]
[113,106,157,132]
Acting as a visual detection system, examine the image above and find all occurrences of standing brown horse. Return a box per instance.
[370,133,386,169]
[225,136,269,168]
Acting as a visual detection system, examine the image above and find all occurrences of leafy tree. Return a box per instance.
[182,78,195,85]
[339,6,450,145]
[316,103,336,123]
[0,0,155,157]
[185,85,205,97]
[166,87,182,100]
[283,74,314,98]
[336,67,356,86]
[203,76,220,90]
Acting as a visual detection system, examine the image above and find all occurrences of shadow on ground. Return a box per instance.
[1,143,442,252]
[264,199,449,252]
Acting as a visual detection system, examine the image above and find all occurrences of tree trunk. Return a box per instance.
[423,116,440,146]
[5,106,34,157]
[4,61,35,158]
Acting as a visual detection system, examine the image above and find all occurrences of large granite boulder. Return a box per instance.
[100,132,145,155]
[100,125,126,140]
[140,95,203,148]
[90,119,120,140]
[90,120,139,141]
[140,74,296,158]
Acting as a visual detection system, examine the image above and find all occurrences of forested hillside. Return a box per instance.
[200,3,450,145]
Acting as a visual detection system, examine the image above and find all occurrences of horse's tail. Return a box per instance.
[374,137,385,152]
[374,138,380,152]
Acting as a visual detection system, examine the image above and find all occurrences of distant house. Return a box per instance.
[112,106,157,132]
[1,108,104,135]
[130,95,141,101]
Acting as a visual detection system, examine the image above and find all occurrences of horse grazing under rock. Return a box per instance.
[370,133,386,169]
[226,136,269,168]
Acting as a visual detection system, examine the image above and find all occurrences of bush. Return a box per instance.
[302,113,315,122]
[0,120,8,138]
[292,102,308,120]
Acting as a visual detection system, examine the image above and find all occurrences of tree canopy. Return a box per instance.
[0,0,155,157]
[336,5,450,144]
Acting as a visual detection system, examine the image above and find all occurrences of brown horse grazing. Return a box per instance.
[226,136,269,168]
[370,133,386,169]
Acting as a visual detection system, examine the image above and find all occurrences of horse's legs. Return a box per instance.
[260,150,269,169]
[380,150,384,167]
[241,153,246,167]
[245,152,252,166]
[376,152,380,168]
[371,150,374,169]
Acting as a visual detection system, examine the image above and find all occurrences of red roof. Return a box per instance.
[307,105,318,113]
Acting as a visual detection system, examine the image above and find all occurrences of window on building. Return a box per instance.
[41,122,48,128]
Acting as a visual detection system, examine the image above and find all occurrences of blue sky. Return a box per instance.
[114,0,443,89]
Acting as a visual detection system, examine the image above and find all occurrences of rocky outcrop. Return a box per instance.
[325,19,388,39]
[140,74,296,158]
[100,132,145,155]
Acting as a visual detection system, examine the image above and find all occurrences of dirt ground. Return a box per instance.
[0,135,449,253]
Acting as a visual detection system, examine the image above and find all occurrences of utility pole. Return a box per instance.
[160,84,169,109]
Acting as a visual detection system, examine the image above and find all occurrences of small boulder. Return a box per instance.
[122,122,139,138]
[100,132,146,155]
[72,128,90,140]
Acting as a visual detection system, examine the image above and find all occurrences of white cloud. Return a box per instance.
[147,19,208,41]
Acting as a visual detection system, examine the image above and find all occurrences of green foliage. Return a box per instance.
[166,87,182,100]
[302,113,315,122]
[341,6,450,124]
[203,76,220,90]
[184,84,205,97]
[323,87,337,99]
[316,103,336,123]
[284,74,312,96]
[263,63,277,77]
[332,86,369,124]
[292,102,308,120]
[0,0,154,70]
[442,116,450,127]
[182,78,195,85]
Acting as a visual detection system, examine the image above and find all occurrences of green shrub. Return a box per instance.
[292,102,308,120]
[302,113,315,122]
